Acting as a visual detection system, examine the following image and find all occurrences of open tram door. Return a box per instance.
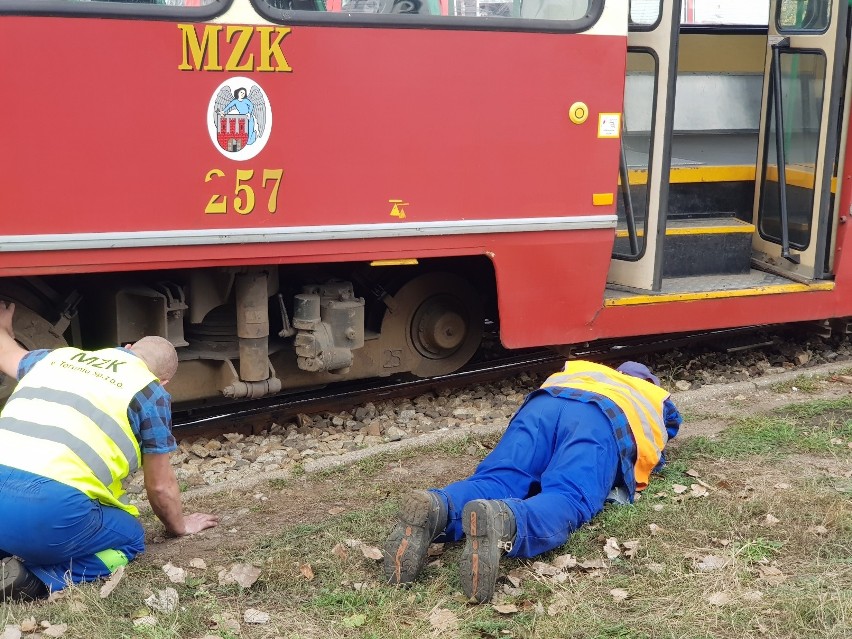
[752,0,849,280]
[606,0,682,292]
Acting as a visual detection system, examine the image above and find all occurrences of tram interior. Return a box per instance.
[609,0,846,297]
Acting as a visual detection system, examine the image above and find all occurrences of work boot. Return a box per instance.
[0,557,48,602]
[384,490,448,585]
[459,499,516,603]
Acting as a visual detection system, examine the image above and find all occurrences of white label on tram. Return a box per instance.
[598,113,621,139]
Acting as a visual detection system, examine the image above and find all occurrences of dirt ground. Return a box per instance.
[142,453,481,566]
[138,368,852,571]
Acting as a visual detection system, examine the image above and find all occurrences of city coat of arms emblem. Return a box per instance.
[207,77,273,161]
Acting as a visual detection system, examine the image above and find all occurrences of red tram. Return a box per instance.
[0,0,849,407]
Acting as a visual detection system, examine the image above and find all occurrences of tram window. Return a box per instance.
[680,0,769,26]
[759,51,826,249]
[54,0,216,4]
[629,0,660,26]
[778,0,831,32]
[266,0,591,18]
[614,50,656,260]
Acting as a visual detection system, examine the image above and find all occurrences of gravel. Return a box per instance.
[127,327,852,504]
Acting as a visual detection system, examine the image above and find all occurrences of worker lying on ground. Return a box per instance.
[384,360,682,602]
[0,300,219,601]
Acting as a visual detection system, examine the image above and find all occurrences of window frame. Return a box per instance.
[0,0,231,20]
[250,0,606,33]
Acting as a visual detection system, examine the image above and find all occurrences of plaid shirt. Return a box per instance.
[536,386,682,499]
[18,348,177,455]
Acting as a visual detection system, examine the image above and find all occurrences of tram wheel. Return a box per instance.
[0,302,67,406]
[381,272,484,377]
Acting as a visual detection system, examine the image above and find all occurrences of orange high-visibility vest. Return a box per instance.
[540,360,671,490]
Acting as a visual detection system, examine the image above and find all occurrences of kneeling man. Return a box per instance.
[0,301,218,601]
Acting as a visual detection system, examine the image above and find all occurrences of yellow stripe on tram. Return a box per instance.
[615,224,755,239]
[665,224,755,236]
[620,165,837,194]
[604,281,835,307]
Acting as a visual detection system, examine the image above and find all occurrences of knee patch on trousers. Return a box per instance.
[95,549,129,573]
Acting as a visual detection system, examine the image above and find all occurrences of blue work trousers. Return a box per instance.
[0,466,145,591]
[433,393,619,558]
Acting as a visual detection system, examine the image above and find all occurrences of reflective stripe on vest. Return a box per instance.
[0,347,156,516]
[540,361,670,490]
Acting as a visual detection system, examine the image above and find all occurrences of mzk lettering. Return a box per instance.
[68,352,127,374]
[57,354,125,389]
[178,24,293,72]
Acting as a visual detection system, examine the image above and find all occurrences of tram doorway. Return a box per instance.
[606,0,850,301]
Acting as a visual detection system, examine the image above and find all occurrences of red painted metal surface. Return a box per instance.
[0,18,626,242]
[13,8,852,357]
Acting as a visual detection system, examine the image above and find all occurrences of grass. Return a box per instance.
[676,397,852,460]
[3,397,852,638]
[770,374,827,394]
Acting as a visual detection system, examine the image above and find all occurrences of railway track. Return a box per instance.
[173,325,779,439]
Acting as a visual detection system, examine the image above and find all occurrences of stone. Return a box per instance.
[385,426,406,442]
[794,351,811,366]
[190,444,210,458]
[365,422,382,437]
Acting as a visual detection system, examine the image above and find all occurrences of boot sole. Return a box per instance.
[459,500,501,603]
[383,491,438,585]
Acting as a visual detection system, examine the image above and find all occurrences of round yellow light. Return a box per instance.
[569,102,589,125]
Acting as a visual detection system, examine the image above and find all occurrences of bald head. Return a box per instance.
[130,336,179,382]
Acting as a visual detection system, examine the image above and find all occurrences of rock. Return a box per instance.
[43,624,68,638]
[364,422,382,437]
[244,609,271,624]
[794,351,811,366]
[187,473,207,487]
[190,444,210,458]
[675,380,692,391]
[1,626,22,639]
[385,426,406,442]
[145,587,179,613]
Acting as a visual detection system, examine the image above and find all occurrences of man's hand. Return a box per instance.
[144,454,218,537]
[0,301,15,340]
[0,301,28,380]
[183,512,220,535]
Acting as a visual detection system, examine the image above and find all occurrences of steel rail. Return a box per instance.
[173,325,775,438]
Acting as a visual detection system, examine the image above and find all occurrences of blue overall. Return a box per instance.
[0,466,145,591]
[0,348,174,592]
[433,392,628,558]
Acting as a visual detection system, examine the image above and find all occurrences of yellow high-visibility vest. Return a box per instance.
[0,347,157,516]
[540,360,671,490]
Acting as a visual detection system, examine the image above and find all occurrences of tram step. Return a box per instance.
[614,215,754,278]
[662,216,754,278]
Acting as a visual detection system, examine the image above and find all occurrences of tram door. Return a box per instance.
[752,0,849,280]
[606,0,682,291]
